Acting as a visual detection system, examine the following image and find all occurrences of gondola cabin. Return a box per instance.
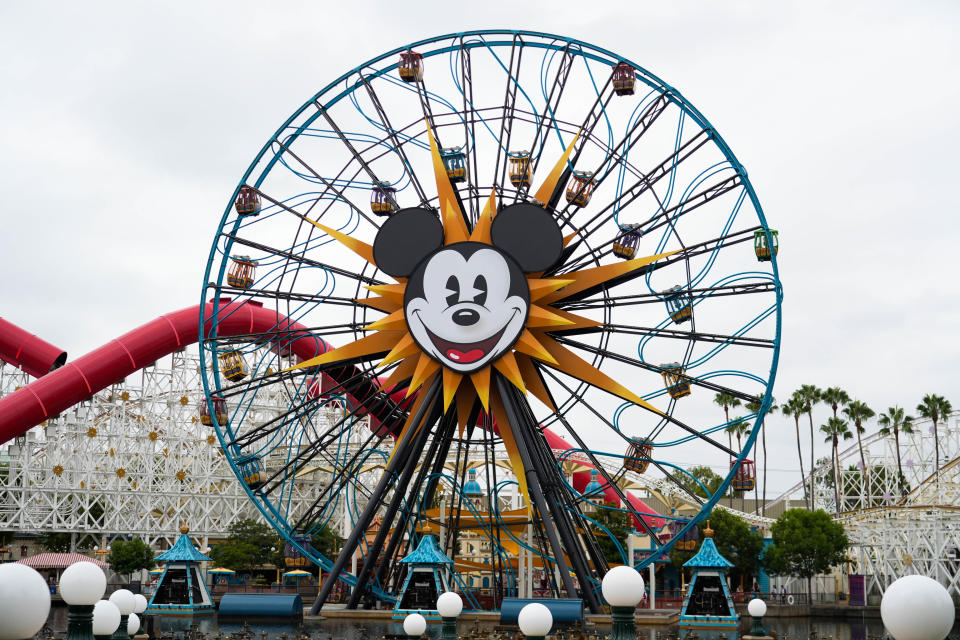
[612,224,642,259]
[226,256,257,289]
[371,181,396,216]
[624,437,653,474]
[398,50,424,83]
[199,395,227,427]
[508,151,532,188]
[440,147,466,183]
[237,453,265,490]
[754,229,779,261]
[218,350,248,383]
[661,362,691,400]
[612,62,636,96]
[664,286,692,324]
[731,458,756,492]
[284,535,315,568]
[565,171,596,207]
[665,520,698,552]
[234,186,261,216]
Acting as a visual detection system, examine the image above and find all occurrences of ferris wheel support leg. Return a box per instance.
[310,378,442,615]
[347,381,444,609]
[495,375,598,610]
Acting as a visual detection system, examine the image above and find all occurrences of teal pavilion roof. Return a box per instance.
[683,535,733,569]
[463,469,483,496]
[400,535,453,565]
[155,531,213,564]
[583,469,604,499]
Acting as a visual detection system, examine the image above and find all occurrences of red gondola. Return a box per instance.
[612,62,636,96]
[199,395,228,426]
[731,459,756,492]
[399,50,423,83]
[565,171,595,207]
[234,186,261,216]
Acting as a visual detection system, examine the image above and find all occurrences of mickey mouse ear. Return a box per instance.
[490,203,563,273]
[373,208,444,277]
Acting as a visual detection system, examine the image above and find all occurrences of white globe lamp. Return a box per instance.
[0,563,51,640]
[403,612,427,638]
[132,593,147,614]
[437,591,463,640]
[108,589,136,640]
[518,602,553,640]
[126,613,140,636]
[747,598,767,636]
[881,575,955,640]
[92,600,122,639]
[60,561,109,640]
[602,566,645,640]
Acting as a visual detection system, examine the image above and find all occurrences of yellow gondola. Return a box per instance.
[226,256,257,289]
[508,152,532,188]
[218,350,248,383]
[661,362,691,399]
[624,437,653,474]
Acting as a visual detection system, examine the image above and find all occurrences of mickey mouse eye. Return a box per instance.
[445,275,460,307]
[473,275,487,306]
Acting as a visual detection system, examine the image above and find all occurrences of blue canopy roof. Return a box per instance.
[400,535,453,565]
[582,470,603,499]
[683,536,733,569]
[463,469,483,496]
[156,532,213,564]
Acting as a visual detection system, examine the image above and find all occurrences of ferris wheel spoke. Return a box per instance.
[561,323,775,350]
[561,280,777,312]
[528,44,575,176]
[493,35,524,205]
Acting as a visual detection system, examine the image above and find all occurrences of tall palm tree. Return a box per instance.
[878,406,914,498]
[823,387,851,419]
[916,394,953,491]
[843,400,875,503]
[746,394,777,516]
[781,397,808,508]
[715,392,741,507]
[795,385,822,506]
[821,416,853,514]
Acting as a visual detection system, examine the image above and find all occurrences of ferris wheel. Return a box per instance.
[199,30,781,612]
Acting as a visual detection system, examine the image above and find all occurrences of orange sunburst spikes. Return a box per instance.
[424,121,470,245]
[513,330,557,365]
[527,278,575,302]
[515,354,556,412]
[539,250,680,305]
[536,333,665,417]
[378,333,418,367]
[363,309,406,332]
[408,353,440,397]
[455,384,476,438]
[469,189,498,244]
[386,375,434,466]
[493,351,526,394]
[356,296,400,314]
[381,355,418,390]
[442,367,463,412]
[533,131,580,205]
[526,304,576,329]
[470,366,491,411]
[364,284,405,303]
[304,219,376,266]
[283,331,401,372]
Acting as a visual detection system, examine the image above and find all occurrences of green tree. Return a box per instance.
[746,394,777,516]
[311,525,343,560]
[208,518,280,572]
[822,387,850,420]
[714,393,741,506]
[591,503,633,564]
[37,532,73,553]
[109,538,156,579]
[678,465,724,499]
[781,397,808,508]
[670,509,763,589]
[916,394,953,489]
[842,400,875,500]
[878,406,914,497]
[820,417,853,514]
[763,508,849,601]
[794,385,823,507]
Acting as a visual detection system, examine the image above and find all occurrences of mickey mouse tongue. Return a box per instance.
[428,326,508,366]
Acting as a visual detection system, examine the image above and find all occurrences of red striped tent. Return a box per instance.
[17,553,108,569]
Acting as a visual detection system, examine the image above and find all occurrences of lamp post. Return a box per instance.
[437,591,463,640]
[747,598,767,637]
[0,563,52,640]
[601,566,645,640]
[518,602,553,640]
[132,594,147,637]
[92,600,121,640]
[108,589,136,640]
[60,561,108,640]
[880,575,955,640]
[403,612,427,639]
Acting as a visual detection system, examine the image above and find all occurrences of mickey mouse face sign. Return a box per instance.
[373,203,564,373]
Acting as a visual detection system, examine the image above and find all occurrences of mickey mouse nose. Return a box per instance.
[452,309,480,326]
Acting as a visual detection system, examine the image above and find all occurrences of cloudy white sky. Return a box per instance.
[2,1,958,496]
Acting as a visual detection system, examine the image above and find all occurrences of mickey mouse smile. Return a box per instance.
[422,316,513,366]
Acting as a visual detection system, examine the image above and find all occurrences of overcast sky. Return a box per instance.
[1,1,958,496]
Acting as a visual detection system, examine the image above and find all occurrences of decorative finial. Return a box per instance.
[180,524,190,535]
[703,519,713,538]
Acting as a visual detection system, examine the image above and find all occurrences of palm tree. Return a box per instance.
[746,394,777,516]
[715,392,741,507]
[795,385,822,507]
[842,400,875,503]
[781,397,808,508]
[821,416,853,514]
[822,387,851,419]
[916,394,953,491]
[878,406,914,498]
